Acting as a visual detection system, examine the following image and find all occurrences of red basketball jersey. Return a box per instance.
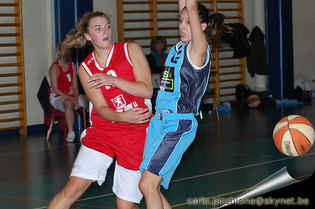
[50,60,74,97]
[81,43,151,135]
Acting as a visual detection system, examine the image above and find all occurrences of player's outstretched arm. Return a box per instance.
[181,0,208,67]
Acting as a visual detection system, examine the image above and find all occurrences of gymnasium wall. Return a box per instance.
[21,0,315,127]
[94,0,118,43]
[292,0,315,89]
[21,0,54,127]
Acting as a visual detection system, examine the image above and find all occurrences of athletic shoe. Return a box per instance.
[66,130,75,143]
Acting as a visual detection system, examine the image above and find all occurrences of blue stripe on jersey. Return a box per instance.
[146,119,192,175]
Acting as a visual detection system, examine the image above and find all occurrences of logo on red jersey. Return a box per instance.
[111,94,126,109]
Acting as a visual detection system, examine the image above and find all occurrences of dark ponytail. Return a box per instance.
[198,3,231,43]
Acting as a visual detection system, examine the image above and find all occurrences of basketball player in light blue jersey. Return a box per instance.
[139,0,231,208]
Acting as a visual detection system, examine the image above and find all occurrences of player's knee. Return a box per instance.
[116,203,139,209]
[61,182,83,201]
[139,176,158,196]
[116,197,139,209]
[63,99,73,109]
[138,178,147,194]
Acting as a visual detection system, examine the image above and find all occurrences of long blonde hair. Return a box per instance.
[63,11,110,49]
[54,41,71,61]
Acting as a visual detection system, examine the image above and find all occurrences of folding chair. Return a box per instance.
[45,104,65,140]
[45,105,87,141]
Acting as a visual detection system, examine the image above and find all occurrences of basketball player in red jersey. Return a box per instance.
[49,42,88,142]
[47,11,153,209]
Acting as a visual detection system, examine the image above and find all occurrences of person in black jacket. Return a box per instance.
[221,23,251,58]
[246,26,269,77]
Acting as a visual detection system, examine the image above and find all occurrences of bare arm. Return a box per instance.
[127,41,153,98]
[78,65,151,123]
[88,42,153,99]
[179,0,186,13]
[181,0,208,67]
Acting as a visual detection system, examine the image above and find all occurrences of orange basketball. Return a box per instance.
[273,115,314,156]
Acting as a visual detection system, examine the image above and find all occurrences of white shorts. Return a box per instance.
[50,94,89,112]
[70,145,143,204]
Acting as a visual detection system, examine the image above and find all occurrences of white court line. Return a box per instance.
[33,206,49,209]
[32,151,315,209]
[171,151,315,183]
[76,192,114,202]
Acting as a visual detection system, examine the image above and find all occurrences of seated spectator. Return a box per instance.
[49,41,88,142]
[146,36,168,74]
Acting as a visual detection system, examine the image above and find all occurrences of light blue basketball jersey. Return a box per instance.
[155,41,211,115]
[140,42,212,188]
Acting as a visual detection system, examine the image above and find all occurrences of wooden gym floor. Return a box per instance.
[0,100,314,209]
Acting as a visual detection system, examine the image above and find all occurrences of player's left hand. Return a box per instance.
[88,73,115,89]
[122,107,152,124]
